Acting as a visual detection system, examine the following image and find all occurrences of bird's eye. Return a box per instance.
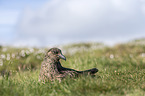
[53,51,58,54]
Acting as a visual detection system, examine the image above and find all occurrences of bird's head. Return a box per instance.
[46,48,66,61]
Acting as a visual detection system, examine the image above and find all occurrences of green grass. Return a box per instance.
[0,43,145,96]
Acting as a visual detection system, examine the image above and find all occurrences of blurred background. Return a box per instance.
[1,1,145,95]
[0,0,145,47]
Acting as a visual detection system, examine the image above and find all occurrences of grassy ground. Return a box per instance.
[0,42,145,96]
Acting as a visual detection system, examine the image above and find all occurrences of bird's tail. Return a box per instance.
[78,68,98,75]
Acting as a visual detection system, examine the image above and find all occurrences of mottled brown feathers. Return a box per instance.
[39,48,98,82]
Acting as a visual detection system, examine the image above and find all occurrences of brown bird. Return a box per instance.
[39,48,98,82]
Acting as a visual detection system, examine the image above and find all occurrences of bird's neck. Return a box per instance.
[45,58,63,71]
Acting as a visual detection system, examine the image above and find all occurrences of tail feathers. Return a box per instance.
[79,68,98,75]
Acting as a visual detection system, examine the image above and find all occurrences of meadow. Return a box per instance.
[0,40,145,96]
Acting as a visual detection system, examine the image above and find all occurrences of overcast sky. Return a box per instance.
[0,0,145,47]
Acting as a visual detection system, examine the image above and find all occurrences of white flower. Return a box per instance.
[20,50,26,57]
[0,59,3,66]
[37,49,45,54]
[12,53,15,58]
[1,54,6,59]
[141,53,145,57]
[6,54,10,60]
[29,48,34,53]
[110,54,114,59]
[26,50,30,55]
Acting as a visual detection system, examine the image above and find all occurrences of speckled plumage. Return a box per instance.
[39,48,98,82]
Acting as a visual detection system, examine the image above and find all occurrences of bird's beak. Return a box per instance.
[59,53,66,61]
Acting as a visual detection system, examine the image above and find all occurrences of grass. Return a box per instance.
[0,42,145,96]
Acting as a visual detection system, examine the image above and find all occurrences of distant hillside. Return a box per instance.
[127,38,145,45]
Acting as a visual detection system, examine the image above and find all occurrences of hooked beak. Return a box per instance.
[59,53,66,61]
